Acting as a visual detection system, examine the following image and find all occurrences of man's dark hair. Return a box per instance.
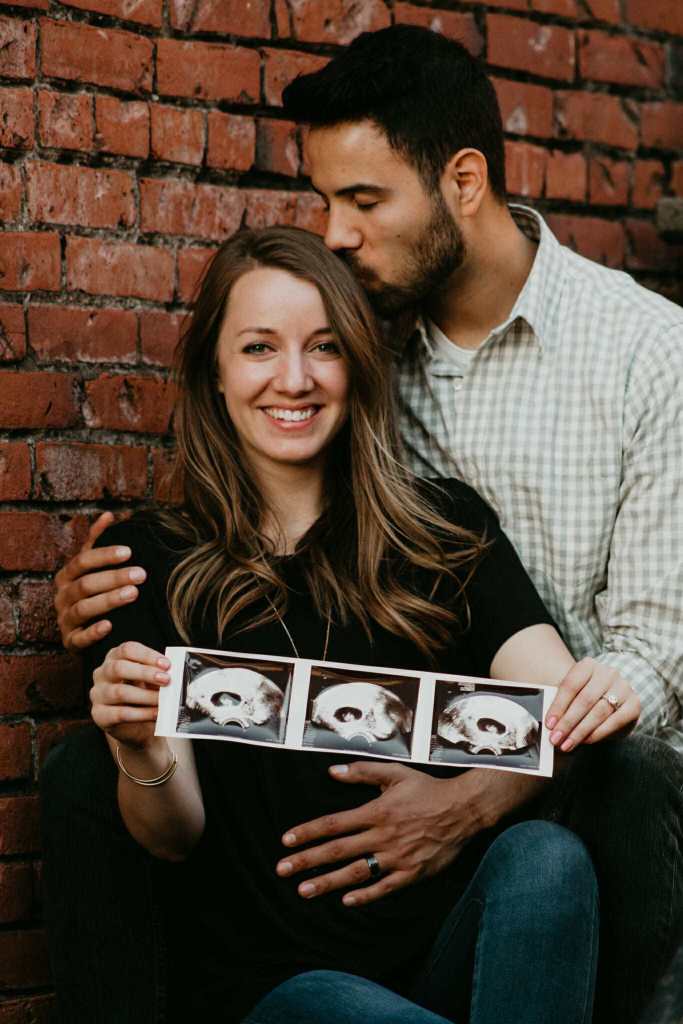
[282,25,506,199]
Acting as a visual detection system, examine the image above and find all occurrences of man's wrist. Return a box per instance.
[446,767,548,833]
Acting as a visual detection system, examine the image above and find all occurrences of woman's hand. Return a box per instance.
[545,657,641,752]
[90,641,171,751]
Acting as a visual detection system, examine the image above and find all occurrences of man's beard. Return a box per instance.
[343,192,465,318]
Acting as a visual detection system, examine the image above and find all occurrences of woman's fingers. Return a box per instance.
[584,694,641,744]
[545,659,594,729]
[105,641,169,669]
[546,658,640,751]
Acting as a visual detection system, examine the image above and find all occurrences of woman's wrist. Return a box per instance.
[114,737,173,780]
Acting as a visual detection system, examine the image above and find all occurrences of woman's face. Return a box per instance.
[216,266,350,479]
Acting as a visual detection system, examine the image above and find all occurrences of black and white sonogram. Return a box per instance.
[430,681,543,770]
[303,666,418,757]
[177,651,291,744]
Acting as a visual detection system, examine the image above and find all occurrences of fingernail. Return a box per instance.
[277,861,293,876]
[550,730,564,745]
[116,547,131,558]
[561,738,574,752]
[283,832,296,846]
[155,673,170,684]
[299,882,315,897]
[330,764,348,775]
[343,894,356,906]
[129,568,146,583]
[546,716,557,730]
[97,622,111,636]
[120,586,136,600]
[157,657,171,669]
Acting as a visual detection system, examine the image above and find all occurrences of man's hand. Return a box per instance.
[55,512,146,651]
[276,762,546,906]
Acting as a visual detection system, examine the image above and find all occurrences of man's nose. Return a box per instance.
[324,207,362,253]
[273,351,313,393]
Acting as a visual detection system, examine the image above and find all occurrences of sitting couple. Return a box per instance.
[43,25,683,1024]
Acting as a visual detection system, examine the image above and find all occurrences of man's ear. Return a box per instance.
[440,148,489,219]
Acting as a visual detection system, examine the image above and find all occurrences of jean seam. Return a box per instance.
[576,885,600,1024]
[421,894,484,987]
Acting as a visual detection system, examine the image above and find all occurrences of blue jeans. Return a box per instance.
[41,728,683,1024]
[243,821,599,1024]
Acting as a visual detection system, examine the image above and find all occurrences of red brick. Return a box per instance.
[530,0,579,13]
[0,304,25,362]
[0,371,78,428]
[84,374,175,433]
[548,214,626,268]
[625,219,683,272]
[0,930,50,989]
[36,442,148,500]
[177,246,216,303]
[0,584,15,645]
[0,996,54,1024]
[256,118,300,177]
[36,720,89,770]
[0,797,40,855]
[157,39,259,103]
[275,0,290,36]
[243,188,299,228]
[95,94,149,158]
[169,0,270,36]
[672,161,683,197]
[0,162,22,222]
[632,160,664,211]
[0,86,34,148]
[0,723,31,782]
[151,105,205,166]
[578,30,664,89]
[0,512,88,572]
[152,446,181,504]
[207,111,255,172]
[394,4,483,56]
[27,161,135,230]
[140,178,244,240]
[0,232,61,292]
[583,0,621,23]
[67,237,174,302]
[493,78,553,138]
[641,102,683,151]
[140,310,185,367]
[40,18,153,93]
[37,89,93,151]
[5,0,48,6]
[263,48,328,106]
[555,91,638,150]
[589,156,630,206]
[0,442,31,500]
[0,863,34,926]
[487,15,575,82]
[0,652,82,712]
[29,305,137,364]
[16,584,59,644]
[545,150,587,201]
[473,0,527,7]
[294,192,327,235]
[0,16,36,79]
[61,0,162,27]
[288,0,389,44]
[625,0,683,34]
[505,141,546,199]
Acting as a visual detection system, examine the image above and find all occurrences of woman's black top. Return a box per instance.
[83,479,556,1020]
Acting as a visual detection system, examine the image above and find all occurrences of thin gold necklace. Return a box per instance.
[263,594,331,661]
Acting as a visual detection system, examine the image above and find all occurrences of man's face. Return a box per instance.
[306,120,464,316]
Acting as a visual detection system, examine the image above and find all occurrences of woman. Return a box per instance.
[83,227,636,1024]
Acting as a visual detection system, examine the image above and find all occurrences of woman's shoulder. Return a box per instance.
[415,477,501,536]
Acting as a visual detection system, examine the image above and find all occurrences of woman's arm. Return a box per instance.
[490,624,641,751]
[91,641,205,861]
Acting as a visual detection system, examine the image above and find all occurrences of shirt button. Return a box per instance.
[453,377,464,392]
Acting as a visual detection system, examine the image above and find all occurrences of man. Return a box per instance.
[47,25,682,1024]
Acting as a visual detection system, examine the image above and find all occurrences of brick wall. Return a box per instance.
[0,0,682,1016]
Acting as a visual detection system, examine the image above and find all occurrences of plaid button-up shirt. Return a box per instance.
[397,205,683,752]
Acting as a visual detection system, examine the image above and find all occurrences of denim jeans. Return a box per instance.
[243,821,599,1024]
[40,728,683,1024]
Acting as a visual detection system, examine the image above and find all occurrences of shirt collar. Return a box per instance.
[413,204,566,360]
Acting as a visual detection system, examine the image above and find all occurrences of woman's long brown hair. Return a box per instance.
[158,226,487,659]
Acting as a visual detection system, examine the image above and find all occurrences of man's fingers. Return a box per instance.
[61,583,141,634]
[342,870,409,907]
[329,761,410,790]
[277,830,383,879]
[66,620,112,651]
[282,802,378,848]
[85,511,115,551]
[545,658,594,729]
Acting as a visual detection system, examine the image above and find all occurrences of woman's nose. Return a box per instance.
[272,352,314,393]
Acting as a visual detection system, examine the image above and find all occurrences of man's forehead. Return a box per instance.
[305,121,416,190]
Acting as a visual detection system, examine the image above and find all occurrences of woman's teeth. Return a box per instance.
[265,407,316,422]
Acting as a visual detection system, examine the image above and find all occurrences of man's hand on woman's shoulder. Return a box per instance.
[54,511,146,651]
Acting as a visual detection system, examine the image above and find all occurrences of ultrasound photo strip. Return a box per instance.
[156,646,557,777]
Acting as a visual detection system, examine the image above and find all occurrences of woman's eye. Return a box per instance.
[314,341,340,355]
[243,342,270,354]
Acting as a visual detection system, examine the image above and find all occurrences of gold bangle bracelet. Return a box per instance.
[115,744,178,787]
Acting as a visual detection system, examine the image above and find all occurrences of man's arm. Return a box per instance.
[55,512,146,651]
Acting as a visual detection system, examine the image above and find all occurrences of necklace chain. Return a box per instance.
[264,594,331,661]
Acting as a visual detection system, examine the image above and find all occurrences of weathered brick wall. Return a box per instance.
[0,0,681,1017]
